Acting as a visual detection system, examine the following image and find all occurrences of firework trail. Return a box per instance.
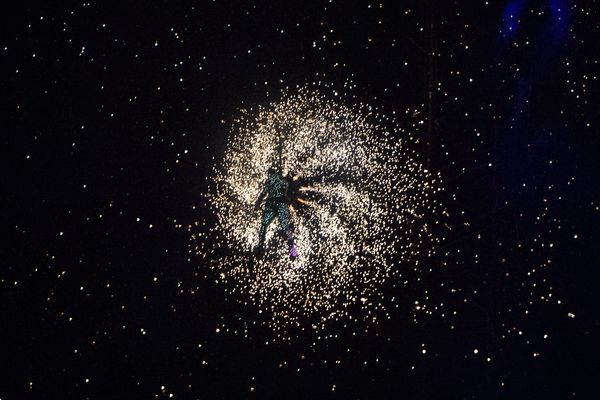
[193,87,444,329]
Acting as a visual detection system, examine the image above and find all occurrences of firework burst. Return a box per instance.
[193,86,445,329]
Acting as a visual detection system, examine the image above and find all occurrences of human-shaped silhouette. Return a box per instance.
[254,166,298,260]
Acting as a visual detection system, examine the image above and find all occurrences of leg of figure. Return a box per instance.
[277,204,290,233]
[277,205,297,260]
[256,206,276,250]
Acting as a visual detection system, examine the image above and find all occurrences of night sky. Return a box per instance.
[3,1,599,399]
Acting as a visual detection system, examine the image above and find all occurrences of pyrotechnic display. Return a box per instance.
[194,88,444,327]
[4,1,598,398]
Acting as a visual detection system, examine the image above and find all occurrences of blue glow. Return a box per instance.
[500,0,570,39]
[547,0,570,42]
[501,0,527,37]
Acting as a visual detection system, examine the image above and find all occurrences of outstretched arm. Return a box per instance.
[254,180,268,210]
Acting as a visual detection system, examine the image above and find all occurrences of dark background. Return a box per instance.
[2,0,599,398]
